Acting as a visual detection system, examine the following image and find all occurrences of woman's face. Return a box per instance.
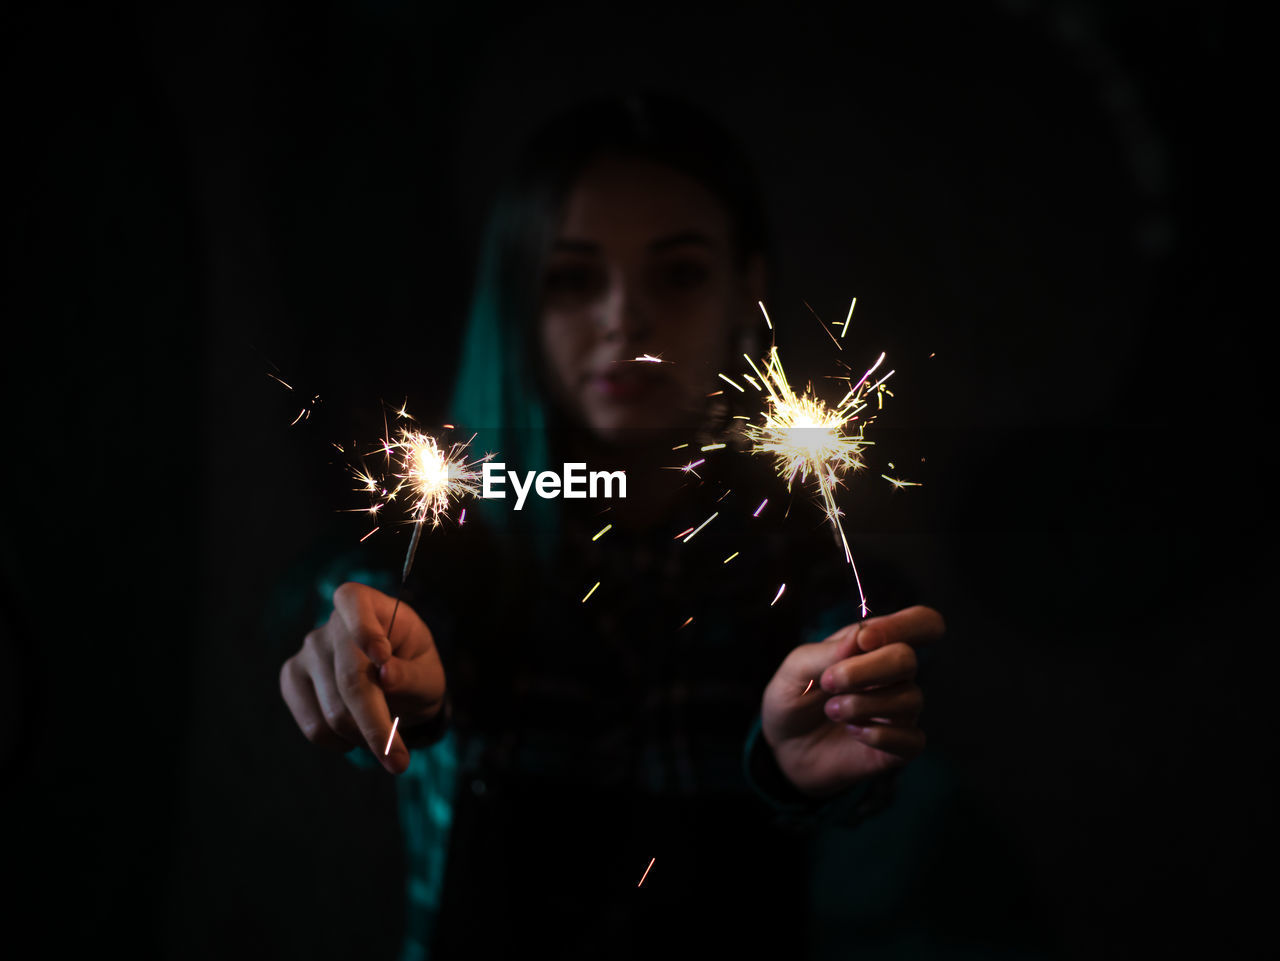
[539,155,762,446]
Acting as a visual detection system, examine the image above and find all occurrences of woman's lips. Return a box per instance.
[590,368,663,401]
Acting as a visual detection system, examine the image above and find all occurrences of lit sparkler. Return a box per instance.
[353,412,491,637]
[737,341,892,617]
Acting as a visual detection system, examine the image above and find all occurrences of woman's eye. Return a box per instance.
[656,260,709,291]
[544,265,604,299]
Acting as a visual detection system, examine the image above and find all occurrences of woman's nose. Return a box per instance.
[598,279,650,344]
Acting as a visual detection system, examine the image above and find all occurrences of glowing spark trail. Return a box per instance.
[582,582,600,603]
[638,858,656,887]
[267,370,321,425]
[881,474,922,490]
[771,583,787,607]
[592,524,612,541]
[665,458,705,478]
[841,297,857,339]
[384,716,400,755]
[682,511,718,543]
[736,342,885,617]
[804,300,843,352]
[753,498,768,518]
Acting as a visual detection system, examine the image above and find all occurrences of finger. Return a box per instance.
[823,683,923,725]
[306,646,366,746]
[777,622,867,686]
[332,624,409,774]
[844,722,926,761]
[280,658,357,751]
[382,714,408,762]
[331,582,394,665]
[821,642,918,694]
[855,605,945,654]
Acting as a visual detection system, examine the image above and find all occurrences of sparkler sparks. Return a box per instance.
[736,340,889,617]
[881,474,922,490]
[637,857,656,887]
[666,457,706,478]
[682,511,718,543]
[841,296,856,339]
[582,581,600,603]
[266,369,321,425]
[384,716,400,755]
[352,410,491,636]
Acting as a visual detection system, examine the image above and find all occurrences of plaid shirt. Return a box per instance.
[323,465,906,959]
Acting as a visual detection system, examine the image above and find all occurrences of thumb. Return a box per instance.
[377,653,446,714]
[332,582,395,665]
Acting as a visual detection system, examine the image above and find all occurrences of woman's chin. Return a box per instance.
[586,414,691,451]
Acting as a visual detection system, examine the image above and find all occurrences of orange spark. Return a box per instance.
[638,858,656,887]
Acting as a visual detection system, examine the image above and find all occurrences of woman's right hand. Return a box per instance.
[280,582,447,774]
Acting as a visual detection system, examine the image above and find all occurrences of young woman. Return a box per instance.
[280,93,944,959]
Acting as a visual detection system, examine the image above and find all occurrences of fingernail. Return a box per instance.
[846,724,865,735]
[824,699,842,720]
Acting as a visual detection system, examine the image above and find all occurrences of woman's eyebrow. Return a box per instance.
[551,238,600,254]
[550,230,714,254]
[649,230,714,252]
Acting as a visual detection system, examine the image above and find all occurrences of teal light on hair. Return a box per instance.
[447,213,558,554]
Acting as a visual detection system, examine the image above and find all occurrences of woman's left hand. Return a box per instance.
[761,605,945,799]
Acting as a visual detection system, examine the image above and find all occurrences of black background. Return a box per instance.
[3,2,1265,958]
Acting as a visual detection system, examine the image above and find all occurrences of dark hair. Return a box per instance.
[449,92,769,541]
